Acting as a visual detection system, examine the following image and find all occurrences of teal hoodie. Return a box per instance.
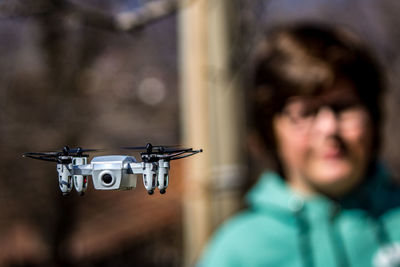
[199,166,400,267]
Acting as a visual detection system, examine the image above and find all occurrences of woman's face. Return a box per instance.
[273,80,373,197]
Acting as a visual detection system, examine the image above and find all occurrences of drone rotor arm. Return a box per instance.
[71,164,93,176]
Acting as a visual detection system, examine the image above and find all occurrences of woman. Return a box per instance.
[199,24,400,267]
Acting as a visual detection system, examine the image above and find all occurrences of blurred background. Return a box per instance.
[1,0,400,266]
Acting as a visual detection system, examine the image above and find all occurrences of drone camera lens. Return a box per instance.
[102,173,113,184]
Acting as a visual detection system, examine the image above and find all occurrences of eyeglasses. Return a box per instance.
[280,97,369,133]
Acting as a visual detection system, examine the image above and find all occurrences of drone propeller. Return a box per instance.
[160,148,203,161]
[123,143,202,162]
[66,147,100,156]
[23,146,101,163]
[23,154,60,163]
[123,143,192,154]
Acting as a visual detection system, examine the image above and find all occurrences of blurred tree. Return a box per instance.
[0,0,182,266]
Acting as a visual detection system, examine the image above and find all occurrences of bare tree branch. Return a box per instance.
[0,0,54,19]
[0,0,183,32]
[115,0,179,31]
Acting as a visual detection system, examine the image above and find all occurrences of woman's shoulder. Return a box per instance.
[198,209,298,267]
[219,208,295,238]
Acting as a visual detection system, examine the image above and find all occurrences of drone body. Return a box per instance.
[24,143,202,195]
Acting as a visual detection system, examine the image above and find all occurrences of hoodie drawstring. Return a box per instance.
[361,192,391,246]
[328,205,350,267]
[295,209,314,267]
[295,204,351,267]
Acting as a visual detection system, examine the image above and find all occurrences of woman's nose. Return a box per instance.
[313,107,339,136]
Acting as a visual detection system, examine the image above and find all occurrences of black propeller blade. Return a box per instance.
[23,154,60,162]
[23,146,101,163]
[160,149,203,161]
[67,147,101,156]
[123,143,192,155]
[23,151,62,157]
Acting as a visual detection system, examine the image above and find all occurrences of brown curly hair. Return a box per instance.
[248,23,385,174]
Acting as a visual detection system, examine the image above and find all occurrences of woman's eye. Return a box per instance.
[299,107,317,118]
[282,98,317,121]
[331,101,362,113]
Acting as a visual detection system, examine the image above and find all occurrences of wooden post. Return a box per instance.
[179,0,245,265]
[179,0,211,266]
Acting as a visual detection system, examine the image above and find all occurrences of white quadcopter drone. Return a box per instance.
[23,143,202,196]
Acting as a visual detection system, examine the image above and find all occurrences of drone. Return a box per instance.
[23,143,202,195]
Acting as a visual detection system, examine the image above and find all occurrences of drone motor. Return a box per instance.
[142,162,156,194]
[157,159,169,194]
[72,157,88,196]
[57,163,73,195]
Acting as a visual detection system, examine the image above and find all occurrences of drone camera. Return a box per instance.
[101,173,114,185]
[99,171,117,187]
[91,155,138,190]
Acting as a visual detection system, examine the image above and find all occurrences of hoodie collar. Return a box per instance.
[246,164,391,218]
